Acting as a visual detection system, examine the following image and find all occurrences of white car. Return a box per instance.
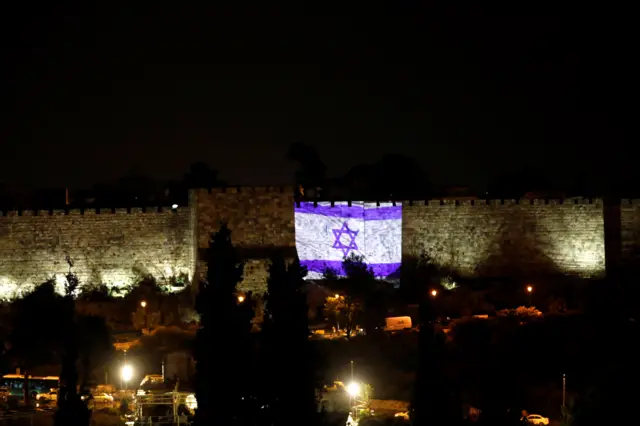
[36,390,57,402]
[525,414,550,425]
[93,393,114,403]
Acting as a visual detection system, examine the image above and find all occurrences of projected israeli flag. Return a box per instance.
[294,201,402,280]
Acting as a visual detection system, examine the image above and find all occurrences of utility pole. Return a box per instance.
[351,360,355,422]
[562,373,567,420]
[562,373,567,423]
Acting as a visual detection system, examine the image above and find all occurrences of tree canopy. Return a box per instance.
[5,280,64,373]
[183,162,225,189]
[287,142,327,195]
[343,154,431,200]
[322,254,381,338]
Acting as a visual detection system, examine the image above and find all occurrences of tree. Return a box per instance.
[406,249,459,426]
[54,258,91,426]
[373,154,431,199]
[261,255,318,425]
[487,167,559,199]
[76,315,113,392]
[568,362,638,426]
[137,326,195,354]
[4,266,106,426]
[322,254,377,339]
[568,319,640,426]
[125,278,168,330]
[183,162,225,189]
[399,252,441,303]
[287,142,327,197]
[343,154,431,200]
[323,294,347,331]
[411,287,456,426]
[193,223,253,426]
[6,280,64,406]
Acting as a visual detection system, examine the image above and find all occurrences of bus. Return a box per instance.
[1,374,60,398]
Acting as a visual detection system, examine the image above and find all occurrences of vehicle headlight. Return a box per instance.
[186,394,197,410]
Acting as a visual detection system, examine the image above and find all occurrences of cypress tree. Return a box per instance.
[411,292,455,426]
[193,223,253,425]
[261,254,318,425]
[55,258,90,426]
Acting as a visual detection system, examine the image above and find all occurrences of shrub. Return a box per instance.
[496,306,542,317]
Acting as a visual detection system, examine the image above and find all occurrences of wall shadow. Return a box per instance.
[475,208,563,279]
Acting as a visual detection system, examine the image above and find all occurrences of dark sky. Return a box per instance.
[1,4,636,191]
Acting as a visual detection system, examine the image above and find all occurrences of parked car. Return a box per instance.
[83,392,115,409]
[93,393,115,404]
[36,390,57,402]
[525,414,550,425]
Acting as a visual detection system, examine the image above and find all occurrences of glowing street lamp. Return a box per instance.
[430,289,438,297]
[526,285,533,306]
[347,382,360,397]
[121,364,133,389]
[237,295,245,303]
[140,300,148,331]
[334,294,340,299]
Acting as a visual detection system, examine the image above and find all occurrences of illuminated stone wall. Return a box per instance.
[0,207,194,299]
[403,199,606,278]
[1,188,633,301]
[192,187,296,292]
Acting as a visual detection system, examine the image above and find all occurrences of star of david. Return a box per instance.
[332,222,359,257]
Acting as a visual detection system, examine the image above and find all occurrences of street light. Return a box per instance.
[348,360,359,422]
[237,295,245,303]
[526,286,533,306]
[121,364,133,389]
[140,301,148,331]
[431,289,437,297]
[347,382,360,396]
[334,294,340,299]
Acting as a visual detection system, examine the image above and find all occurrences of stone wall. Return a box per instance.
[620,199,640,265]
[0,207,194,299]
[192,187,295,292]
[403,199,606,278]
[4,187,640,301]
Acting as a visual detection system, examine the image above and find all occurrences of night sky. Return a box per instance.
[1,5,636,191]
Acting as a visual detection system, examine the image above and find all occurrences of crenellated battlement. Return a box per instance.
[0,195,613,219]
[0,206,187,217]
[403,198,604,206]
[201,185,293,194]
[295,200,400,207]
[294,198,604,207]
